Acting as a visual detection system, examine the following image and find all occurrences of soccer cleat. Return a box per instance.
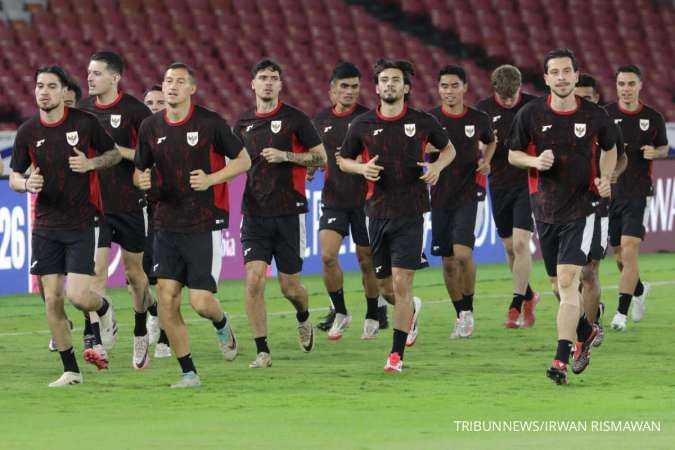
[132,334,150,370]
[48,371,82,387]
[48,319,73,352]
[572,324,599,374]
[384,352,403,373]
[147,314,160,345]
[631,282,650,322]
[98,301,118,351]
[83,344,109,370]
[611,312,627,331]
[216,314,237,361]
[593,324,604,347]
[449,317,462,339]
[546,360,568,385]
[317,307,336,331]
[406,296,422,347]
[154,343,172,358]
[83,333,96,351]
[378,304,389,330]
[327,313,351,340]
[298,319,315,352]
[521,292,540,328]
[170,371,201,388]
[361,318,380,340]
[504,308,520,328]
[249,352,272,368]
[458,310,474,338]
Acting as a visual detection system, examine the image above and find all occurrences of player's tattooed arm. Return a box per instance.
[261,145,326,167]
[69,145,122,173]
[116,145,136,161]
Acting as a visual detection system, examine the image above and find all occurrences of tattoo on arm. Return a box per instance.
[285,151,325,167]
[91,148,122,170]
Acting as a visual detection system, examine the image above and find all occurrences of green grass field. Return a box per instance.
[1,253,674,449]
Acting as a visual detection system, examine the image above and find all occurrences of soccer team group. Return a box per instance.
[7,46,669,388]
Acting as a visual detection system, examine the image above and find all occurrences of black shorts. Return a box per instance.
[153,229,222,292]
[98,210,147,253]
[490,185,534,238]
[318,206,369,246]
[536,214,595,277]
[431,202,478,256]
[241,215,305,274]
[608,197,650,247]
[31,226,98,276]
[589,210,609,262]
[368,216,428,279]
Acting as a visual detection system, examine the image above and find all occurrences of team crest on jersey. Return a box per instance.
[271,120,282,134]
[574,123,586,138]
[404,123,416,137]
[110,114,121,128]
[66,131,79,146]
[187,131,199,147]
[639,119,650,131]
[465,125,475,138]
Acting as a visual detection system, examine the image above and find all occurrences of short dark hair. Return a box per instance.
[438,64,467,84]
[577,73,598,94]
[251,57,283,78]
[144,84,163,97]
[165,62,196,84]
[615,64,641,79]
[373,58,415,86]
[90,51,125,75]
[34,65,69,87]
[65,77,82,102]
[543,48,578,73]
[330,61,361,82]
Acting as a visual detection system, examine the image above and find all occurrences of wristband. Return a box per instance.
[24,178,29,192]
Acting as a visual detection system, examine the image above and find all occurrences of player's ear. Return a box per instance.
[250,79,255,91]
[403,84,410,94]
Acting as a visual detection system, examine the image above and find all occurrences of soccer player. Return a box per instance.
[313,61,390,340]
[476,65,540,329]
[134,62,250,388]
[63,77,82,107]
[605,65,669,331]
[143,84,166,113]
[428,64,495,339]
[234,58,326,369]
[9,65,120,386]
[339,59,455,372]
[78,51,154,369]
[508,48,617,384]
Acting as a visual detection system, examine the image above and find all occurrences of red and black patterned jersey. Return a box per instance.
[427,105,494,209]
[594,112,626,214]
[135,103,244,233]
[234,102,322,217]
[508,96,617,224]
[475,92,537,190]
[10,107,115,230]
[313,103,369,209]
[340,104,449,219]
[604,102,668,199]
[78,92,151,214]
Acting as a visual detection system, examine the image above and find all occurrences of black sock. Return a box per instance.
[617,293,632,315]
[148,302,158,317]
[510,293,526,312]
[391,328,408,359]
[134,311,148,337]
[212,314,227,331]
[255,336,270,354]
[59,347,79,373]
[92,322,102,346]
[525,284,534,299]
[83,318,93,336]
[634,279,644,297]
[555,340,573,364]
[451,300,462,318]
[96,297,109,317]
[365,296,379,320]
[576,314,593,342]
[329,289,346,315]
[177,354,196,374]
[296,310,309,323]
[158,329,170,346]
[462,294,474,312]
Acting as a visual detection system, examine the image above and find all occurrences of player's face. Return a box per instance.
[35,73,65,112]
[544,57,578,99]
[144,90,166,113]
[574,86,599,104]
[63,89,77,107]
[616,72,642,104]
[332,77,360,108]
[252,68,282,103]
[87,60,118,97]
[495,88,520,108]
[438,74,467,107]
[162,68,196,107]
[376,68,409,104]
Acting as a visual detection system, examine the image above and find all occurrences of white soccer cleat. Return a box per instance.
[459,311,474,338]
[154,343,172,359]
[98,301,118,351]
[298,320,315,352]
[327,313,351,340]
[216,314,238,361]
[249,352,272,368]
[48,371,82,387]
[449,317,462,339]
[132,334,150,370]
[147,315,160,345]
[406,296,422,347]
[361,318,380,340]
[611,312,627,331]
[631,282,650,322]
[170,371,201,388]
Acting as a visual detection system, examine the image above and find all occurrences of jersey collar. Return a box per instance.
[618,102,644,115]
[332,103,358,117]
[546,95,579,116]
[376,104,407,121]
[94,91,123,109]
[40,106,69,128]
[164,102,195,126]
[255,101,283,118]
[441,104,467,118]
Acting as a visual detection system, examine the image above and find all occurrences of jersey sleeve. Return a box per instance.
[295,112,322,150]
[426,114,450,150]
[478,112,495,144]
[90,116,116,154]
[134,120,154,170]
[652,112,668,147]
[614,123,625,157]
[213,115,244,159]
[339,119,364,159]
[597,109,617,152]
[506,107,532,151]
[9,128,31,173]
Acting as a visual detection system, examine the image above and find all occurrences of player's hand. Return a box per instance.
[594,177,611,198]
[68,147,93,173]
[137,169,152,191]
[534,149,554,171]
[418,161,442,185]
[189,169,212,191]
[476,158,491,176]
[306,166,318,181]
[26,167,43,193]
[641,145,658,160]
[261,147,287,163]
[361,154,384,181]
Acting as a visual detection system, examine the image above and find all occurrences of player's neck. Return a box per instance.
[549,93,577,113]
[97,87,119,105]
[379,100,405,118]
[256,98,280,115]
[334,102,355,114]
[441,101,464,116]
[40,103,66,125]
[619,99,640,112]
[166,99,192,123]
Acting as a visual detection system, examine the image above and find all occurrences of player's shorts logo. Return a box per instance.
[574,123,586,138]
[465,125,475,138]
[110,114,121,129]
[66,131,79,146]
[404,123,416,137]
[639,119,650,131]
[271,120,282,134]
[187,131,199,147]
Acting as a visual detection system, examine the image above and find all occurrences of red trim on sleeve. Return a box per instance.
[87,146,103,212]
[546,95,580,116]
[129,126,138,149]
[255,101,283,118]
[475,172,487,189]
[376,104,407,121]
[164,103,195,126]
[291,133,308,197]
[526,142,538,194]
[40,107,69,128]
[362,145,374,200]
[209,144,228,212]
[94,91,123,109]
[589,138,598,193]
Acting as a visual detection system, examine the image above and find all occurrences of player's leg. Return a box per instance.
[319,228,347,335]
[356,244,383,339]
[121,249,154,368]
[453,244,476,337]
[384,267,415,373]
[510,188,538,327]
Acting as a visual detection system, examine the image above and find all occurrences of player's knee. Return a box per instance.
[124,266,147,289]
[280,280,303,300]
[245,269,266,293]
[321,251,338,268]
[188,294,212,317]
[557,271,577,290]
[357,256,373,274]
[512,238,528,256]
[66,287,89,310]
